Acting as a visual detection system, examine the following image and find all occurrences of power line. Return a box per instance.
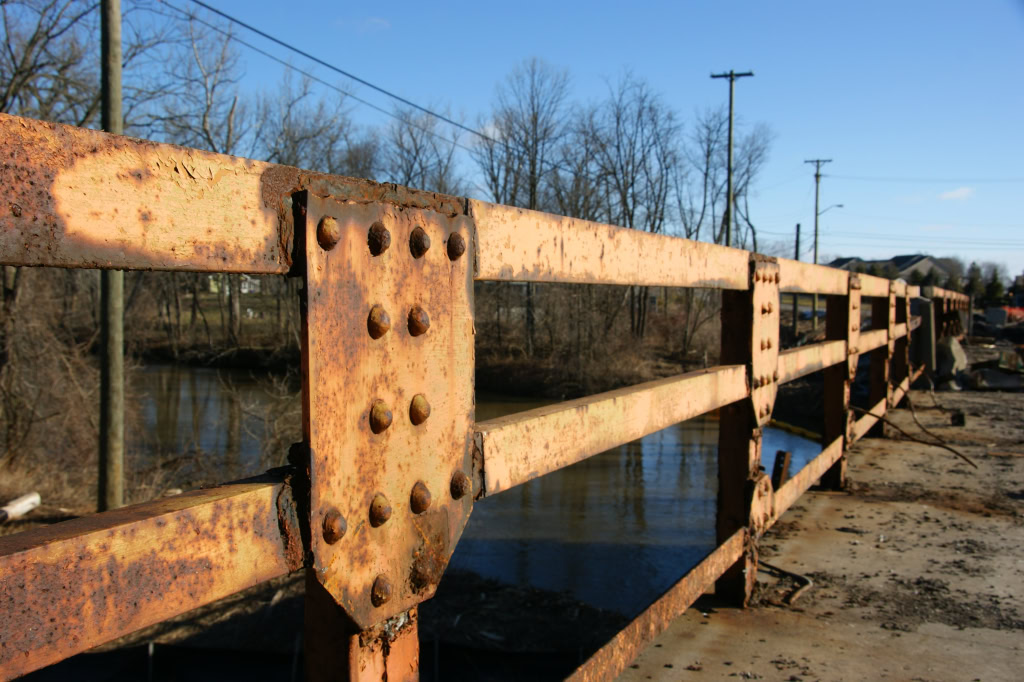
[184,0,491,146]
[828,174,1024,184]
[155,2,474,154]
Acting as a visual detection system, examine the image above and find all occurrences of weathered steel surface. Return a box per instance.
[568,530,745,682]
[821,275,859,489]
[772,437,844,518]
[304,574,420,682]
[906,285,921,298]
[852,397,888,443]
[893,321,908,339]
[859,328,889,352]
[476,365,747,496]
[776,257,848,295]
[301,194,475,628]
[0,479,296,679]
[776,340,847,386]
[909,316,923,332]
[860,274,891,298]
[749,258,780,427]
[0,112,465,272]
[891,376,911,407]
[469,200,750,289]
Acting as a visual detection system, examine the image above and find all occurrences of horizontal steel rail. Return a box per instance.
[476,366,747,495]
[777,341,846,384]
[0,477,299,677]
[0,112,971,681]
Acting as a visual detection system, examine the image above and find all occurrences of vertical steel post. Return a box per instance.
[716,256,778,605]
[98,0,124,511]
[891,286,910,403]
[867,288,894,437]
[822,274,858,489]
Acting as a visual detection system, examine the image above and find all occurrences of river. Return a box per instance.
[133,365,820,617]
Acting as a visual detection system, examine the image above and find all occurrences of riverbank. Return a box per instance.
[622,388,1024,681]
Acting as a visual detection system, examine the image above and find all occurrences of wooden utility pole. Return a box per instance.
[711,70,754,247]
[805,159,832,329]
[99,0,124,511]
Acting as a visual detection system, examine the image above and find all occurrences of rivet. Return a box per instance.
[767,303,773,314]
[410,481,432,514]
[761,304,768,314]
[368,221,391,256]
[760,340,767,351]
[409,394,431,425]
[369,493,392,527]
[322,507,346,544]
[773,370,779,381]
[317,216,340,251]
[766,339,773,349]
[775,273,780,284]
[763,375,771,386]
[754,272,761,282]
[367,305,391,339]
[410,226,431,258]
[369,400,392,434]
[752,377,761,388]
[408,306,430,336]
[371,575,392,607]
[451,471,472,500]
[447,233,466,260]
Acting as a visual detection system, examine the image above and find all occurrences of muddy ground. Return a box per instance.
[622,388,1024,682]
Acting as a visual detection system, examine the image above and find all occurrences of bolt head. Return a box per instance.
[371,575,392,607]
[369,493,392,527]
[410,226,431,258]
[410,481,432,514]
[760,340,766,351]
[773,370,779,381]
[369,400,393,434]
[409,394,431,425]
[317,216,341,251]
[408,306,430,336]
[450,471,472,500]
[447,233,466,260]
[367,305,391,339]
[754,272,761,282]
[322,507,346,544]
[368,221,391,256]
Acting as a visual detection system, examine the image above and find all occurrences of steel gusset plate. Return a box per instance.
[300,193,475,628]
[750,256,780,427]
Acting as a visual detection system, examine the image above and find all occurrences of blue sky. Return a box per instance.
[195,0,1024,279]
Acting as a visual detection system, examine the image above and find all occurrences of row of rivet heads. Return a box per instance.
[316,214,470,607]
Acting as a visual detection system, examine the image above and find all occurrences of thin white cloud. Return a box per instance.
[939,186,974,201]
[361,17,391,32]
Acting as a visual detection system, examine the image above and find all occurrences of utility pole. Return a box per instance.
[793,223,801,337]
[99,0,124,511]
[711,70,754,247]
[804,158,832,329]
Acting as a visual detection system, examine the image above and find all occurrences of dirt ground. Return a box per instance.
[621,389,1024,682]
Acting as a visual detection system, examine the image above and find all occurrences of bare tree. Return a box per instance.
[382,105,462,194]
[594,73,680,338]
[472,58,570,356]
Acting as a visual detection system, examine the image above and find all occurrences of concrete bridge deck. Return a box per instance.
[622,389,1024,682]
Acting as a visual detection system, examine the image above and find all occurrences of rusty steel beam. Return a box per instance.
[893,321,908,339]
[891,376,911,407]
[851,397,888,443]
[0,477,299,679]
[907,285,921,298]
[476,366,748,496]
[0,113,464,272]
[773,437,844,518]
[859,328,888,352]
[776,258,847,295]
[776,340,846,384]
[860,275,891,298]
[911,364,925,383]
[568,530,745,682]
[909,316,922,332]
[469,200,750,289]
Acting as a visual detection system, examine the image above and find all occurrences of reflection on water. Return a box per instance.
[457,393,821,615]
[134,370,821,617]
[132,365,279,484]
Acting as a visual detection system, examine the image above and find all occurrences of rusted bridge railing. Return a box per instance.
[0,113,969,681]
